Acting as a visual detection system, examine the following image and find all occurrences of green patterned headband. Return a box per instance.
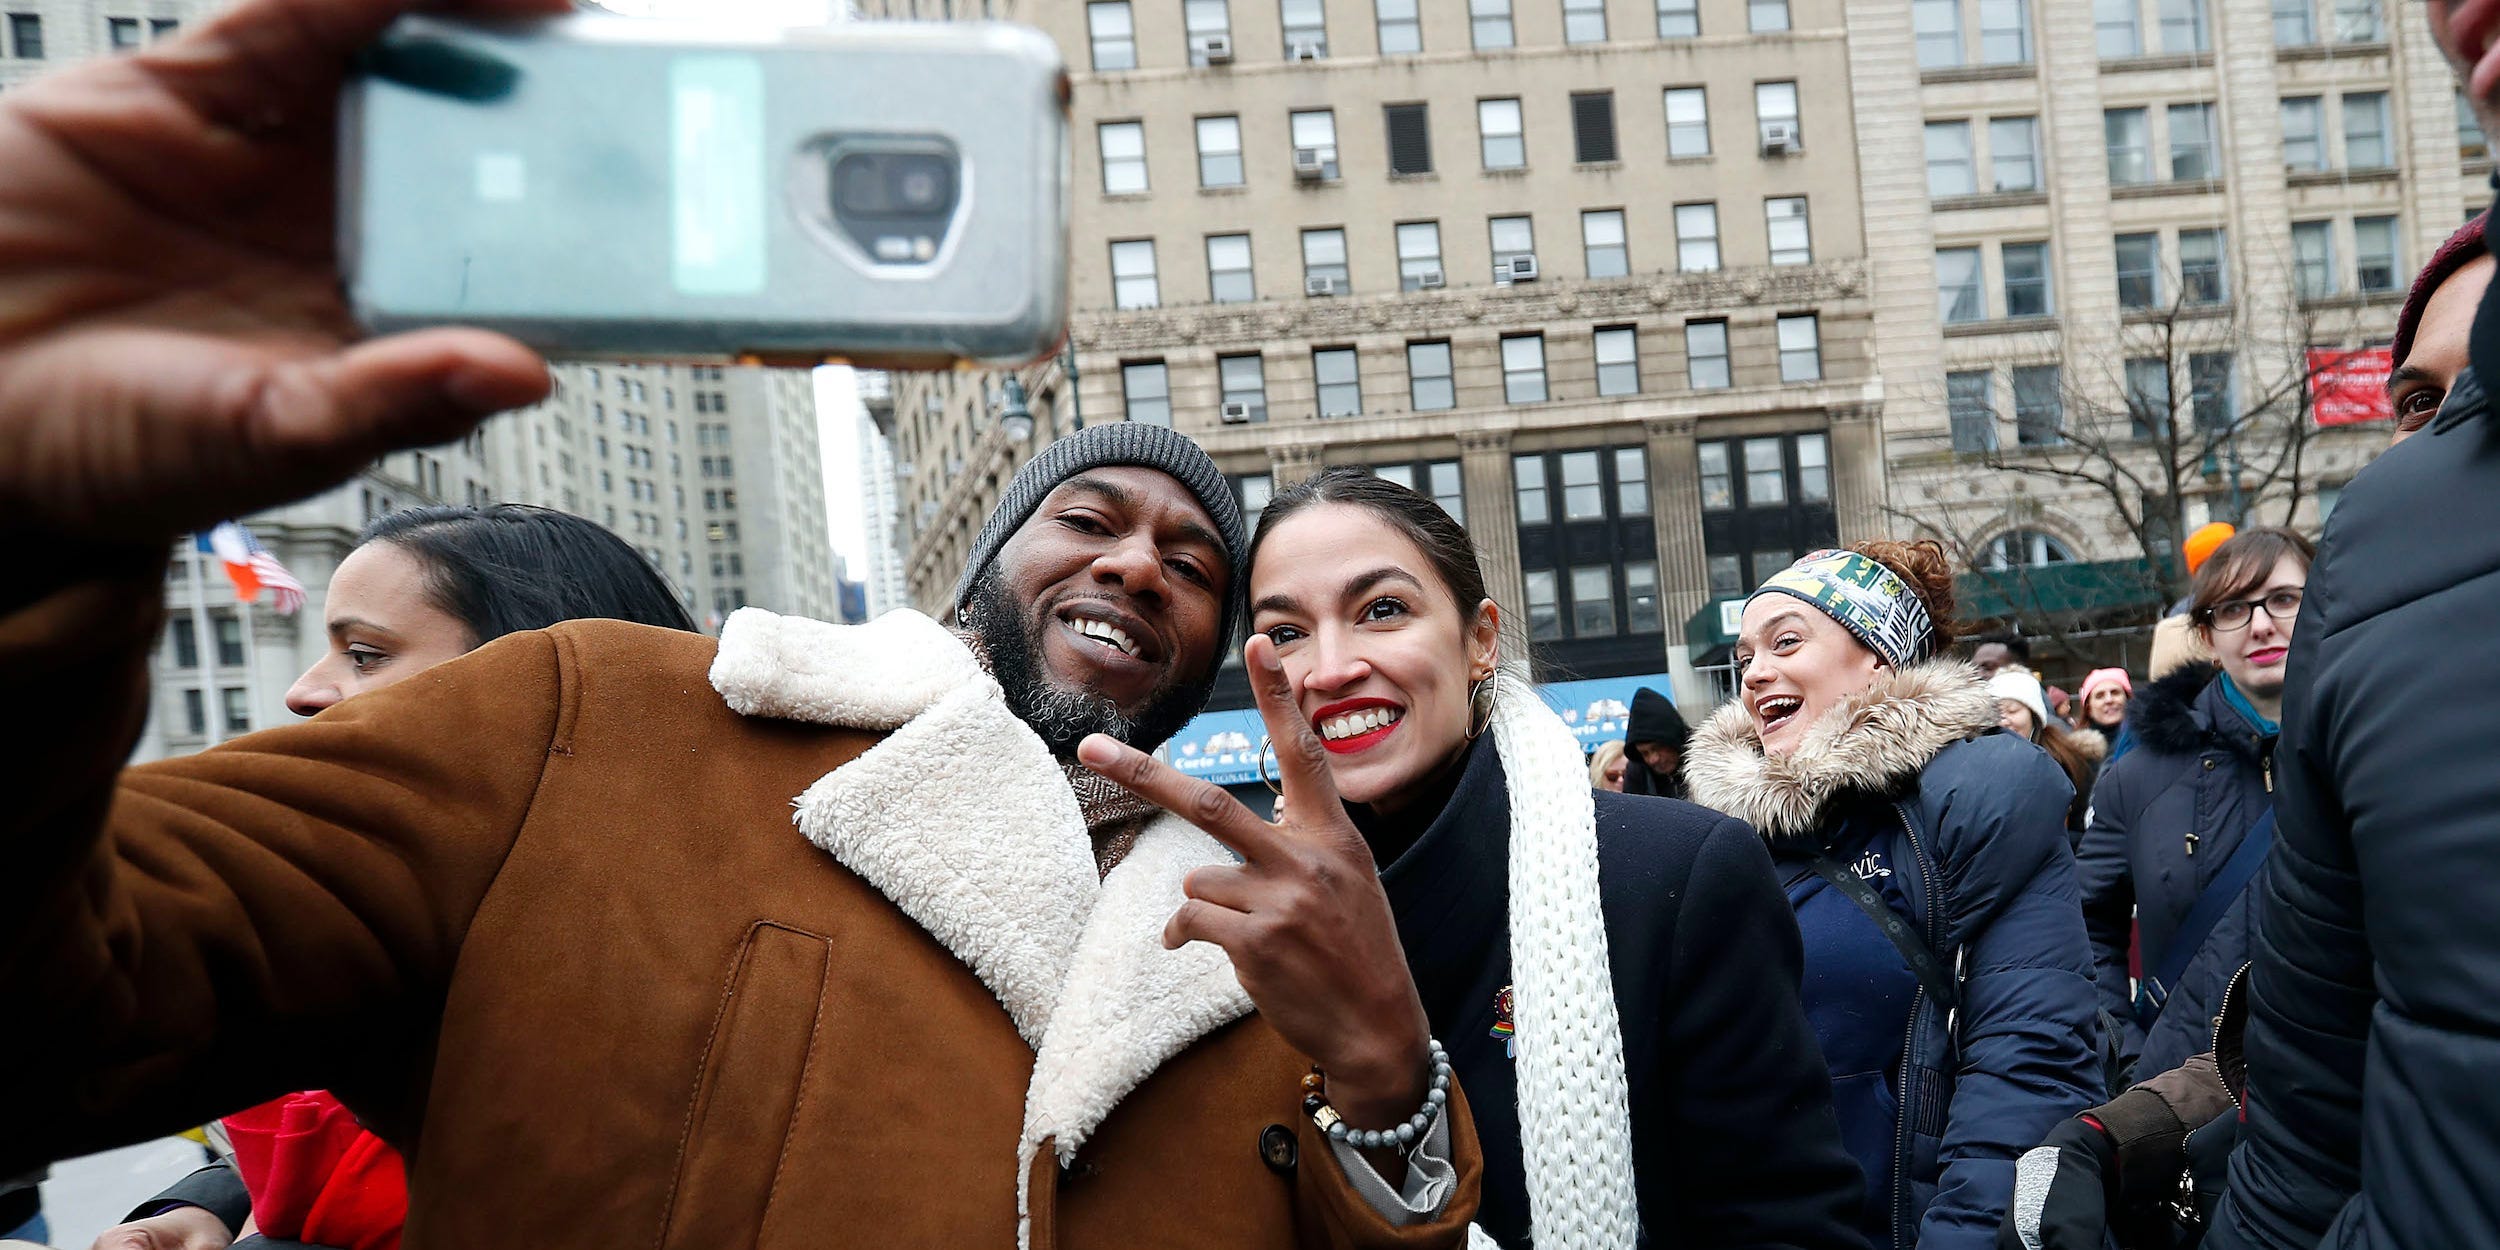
[1747,549,1938,669]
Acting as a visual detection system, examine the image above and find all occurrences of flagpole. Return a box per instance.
[239,593,261,736]
[183,542,220,746]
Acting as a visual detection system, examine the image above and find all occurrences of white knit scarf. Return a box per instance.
[1474,668,1640,1250]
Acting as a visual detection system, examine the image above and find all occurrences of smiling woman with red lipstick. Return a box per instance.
[1226,469,1866,1250]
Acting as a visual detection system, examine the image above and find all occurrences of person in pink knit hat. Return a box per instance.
[2074,668,2133,753]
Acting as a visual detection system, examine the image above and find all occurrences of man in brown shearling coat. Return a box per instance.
[0,0,1480,1245]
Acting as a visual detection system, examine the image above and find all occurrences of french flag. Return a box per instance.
[198,521,307,616]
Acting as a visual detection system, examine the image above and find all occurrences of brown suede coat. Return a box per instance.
[1,577,1477,1249]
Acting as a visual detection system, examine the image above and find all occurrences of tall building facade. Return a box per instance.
[853,376,913,618]
[873,0,1891,710]
[0,0,198,90]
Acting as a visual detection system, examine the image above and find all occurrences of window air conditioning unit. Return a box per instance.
[1195,33,1234,62]
[1506,254,1541,282]
[1292,146,1329,179]
[1416,267,1447,290]
[1305,274,1343,297]
[1289,39,1325,61]
[1220,401,1255,423]
[1760,121,1802,155]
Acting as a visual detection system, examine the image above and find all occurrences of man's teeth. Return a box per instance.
[1071,617,1139,657]
[1321,707,1404,740]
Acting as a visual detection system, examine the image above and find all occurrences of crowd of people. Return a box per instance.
[5,0,2500,1248]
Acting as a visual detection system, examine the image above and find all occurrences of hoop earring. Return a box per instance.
[1255,735,1284,797]
[1466,675,1496,740]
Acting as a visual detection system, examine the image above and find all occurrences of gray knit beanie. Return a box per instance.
[951,423,1249,643]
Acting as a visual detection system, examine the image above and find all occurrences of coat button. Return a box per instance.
[1259,1123,1298,1175]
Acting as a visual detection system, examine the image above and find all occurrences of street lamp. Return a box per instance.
[999,376,1034,444]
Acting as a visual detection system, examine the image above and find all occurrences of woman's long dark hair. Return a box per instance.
[1247,468,1493,620]
[360,504,697,642]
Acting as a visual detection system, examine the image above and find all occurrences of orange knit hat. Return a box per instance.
[2183,522,2236,575]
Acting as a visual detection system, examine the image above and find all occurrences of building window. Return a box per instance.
[1981,529,2076,568]
[2160,0,2208,51]
[1571,566,1617,636]
[1206,233,1254,302]
[1914,0,1962,68]
[1303,227,1350,287]
[1658,0,1699,37]
[182,687,206,736]
[2003,241,2052,317]
[211,611,244,667]
[1502,334,1548,404]
[1980,0,2030,62]
[1755,82,1800,144]
[1109,239,1158,309]
[7,12,43,59]
[2330,0,2381,41]
[2014,364,2063,444]
[1185,0,1230,63]
[1937,246,1985,323]
[1490,215,1535,281]
[2292,219,2336,299]
[2181,228,2227,303]
[2273,0,2313,44]
[1991,116,2041,191]
[1750,0,1789,31]
[1408,341,1457,410]
[1385,102,1433,174]
[1524,570,1562,639]
[2169,103,2216,180]
[1564,0,1607,42]
[1515,454,1550,525]
[2461,90,2490,159]
[1087,1,1136,70]
[2282,96,2325,172]
[1197,115,1244,186]
[1116,361,1170,423]
[1397,220,1443,290]
[168,612,199,668]
[2106,108,2150,185]
[1674,203,1720,272]
[1926,121,1976,198]
[1378,0,1422,52]
[1664,87,1711,158]
[2354,215,2400,293]
[1371,460,1467,525]
[1625,561,1662,632]
[1700,443,1735,511]
[1291,109,1341,179]
[106,16,140,48]
[1741,437,1786,505]
[2127,356,2173,438]
[1472,0,1514,48]
[1766,197,1812,265]
[1571,91,1618,163]
[1686,320,1731,389]
[1583,210,1628,278]
[1479,98,1526,170]
[1518,446,1660,643]
[2096,0,2140,56]
[1314,347,1363,417]
[1219,353,1268,423]
[2190,352,2235,431]
[1949,370,1998,452]
[1777,314,1821,382]
[1595,326,1641,396]
[1558,449,1607,520]
[222,687,250,734]
[1797,432,1831,502]
[2116,233,2161,309]
[1234,473,1273,533]
[1099,121,1147,194]
[1281,0,1327,54]
[2343,91,2390,168]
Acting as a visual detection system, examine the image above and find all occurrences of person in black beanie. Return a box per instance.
[1620,686,1691,800]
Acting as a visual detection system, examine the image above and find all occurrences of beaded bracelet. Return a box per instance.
[1302,1039,1453,1151]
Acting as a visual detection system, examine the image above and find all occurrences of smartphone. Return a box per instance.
[339,14,1070,368]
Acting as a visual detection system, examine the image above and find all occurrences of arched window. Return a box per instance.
[1978,528,2076,569]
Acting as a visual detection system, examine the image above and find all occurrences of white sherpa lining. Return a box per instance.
[714,608,1253,1250]
[1681,658,1998,844]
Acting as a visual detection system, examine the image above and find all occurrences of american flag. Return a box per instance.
[200,521,308,616]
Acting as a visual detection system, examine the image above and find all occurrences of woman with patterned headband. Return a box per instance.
[1683,541,2104,1250]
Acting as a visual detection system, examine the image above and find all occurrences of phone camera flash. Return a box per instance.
[474,152,527,203]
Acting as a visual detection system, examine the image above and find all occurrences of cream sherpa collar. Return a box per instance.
[1682,659,1998,844]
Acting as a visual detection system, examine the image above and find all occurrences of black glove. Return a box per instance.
[2001,1117,2119,1250]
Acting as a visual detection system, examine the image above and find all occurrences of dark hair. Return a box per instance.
[2188,526,2316,628]
[1972,629,2031,663]
[1850,538,1965,647]
[1247,468,1494,629]
[360,505,698,642]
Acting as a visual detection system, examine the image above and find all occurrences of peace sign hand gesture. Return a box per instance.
[1076,634,1433,1132]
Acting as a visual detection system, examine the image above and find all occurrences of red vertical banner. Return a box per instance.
[2309,346,2394,427]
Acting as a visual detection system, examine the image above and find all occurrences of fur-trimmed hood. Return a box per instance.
[1682,659,1999,844]
[2124,661,2263,759]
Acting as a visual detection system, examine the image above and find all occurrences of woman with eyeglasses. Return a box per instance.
[2077,526,2313,1082]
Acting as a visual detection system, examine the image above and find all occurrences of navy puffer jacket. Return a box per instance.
[2078,662,2274,1078]
[1687,660,2103,1250]
[2207,272,2500,1246]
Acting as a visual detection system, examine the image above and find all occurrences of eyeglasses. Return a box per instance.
[2199,587,2304,633]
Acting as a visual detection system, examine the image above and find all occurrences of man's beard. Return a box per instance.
[961,570,1215,759]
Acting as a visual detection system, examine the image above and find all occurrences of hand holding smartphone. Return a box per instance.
[340,14,1071,368]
